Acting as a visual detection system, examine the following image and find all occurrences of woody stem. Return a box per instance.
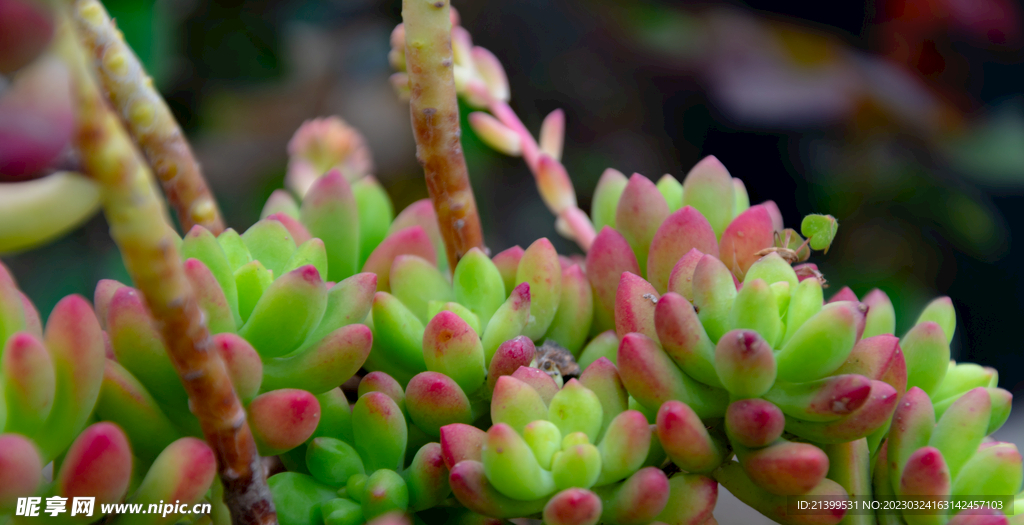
[403,0,486,267]
[70,0,225,234]
[58,10,276,525]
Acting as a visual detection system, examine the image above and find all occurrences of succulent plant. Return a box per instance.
[571,155,1018,521]
[265,367,472,525]
[90,182,383,455]
[439,359,719,525]
[0,263,218,524]
[0,0,1021,524]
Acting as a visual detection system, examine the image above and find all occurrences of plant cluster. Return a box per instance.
[0,0,1021,525]
[0,265,220,524]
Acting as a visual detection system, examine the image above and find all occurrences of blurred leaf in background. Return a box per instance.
[944,101,1024,186]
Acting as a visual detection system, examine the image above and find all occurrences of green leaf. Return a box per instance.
[800,214,838,253]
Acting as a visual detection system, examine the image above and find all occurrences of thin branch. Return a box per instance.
[391,19,595,252]
[70,0,225,234]
[403,0,485,267]
[57,10,276,524]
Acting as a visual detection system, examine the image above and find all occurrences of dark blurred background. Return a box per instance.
[3,0,1023,458]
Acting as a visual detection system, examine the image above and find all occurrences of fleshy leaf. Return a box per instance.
[800,214,839,253]
[302,170,360,282]
[615,174,670,277]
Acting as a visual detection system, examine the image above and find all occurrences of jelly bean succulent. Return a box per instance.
[0,0,1021,524]
[0,263,219,524]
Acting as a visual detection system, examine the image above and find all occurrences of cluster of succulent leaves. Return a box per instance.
[576,161,1021,522]
[6,130,1021,525]
[2,5,1023,524]
[0,264,220,525]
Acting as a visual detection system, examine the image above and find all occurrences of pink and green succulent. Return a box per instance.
[0,264,219,524]
[0,0,1020,524]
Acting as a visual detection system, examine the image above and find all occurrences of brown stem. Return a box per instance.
[69,0,225,235]
[58,12,276,525]
[403,0,485,267]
